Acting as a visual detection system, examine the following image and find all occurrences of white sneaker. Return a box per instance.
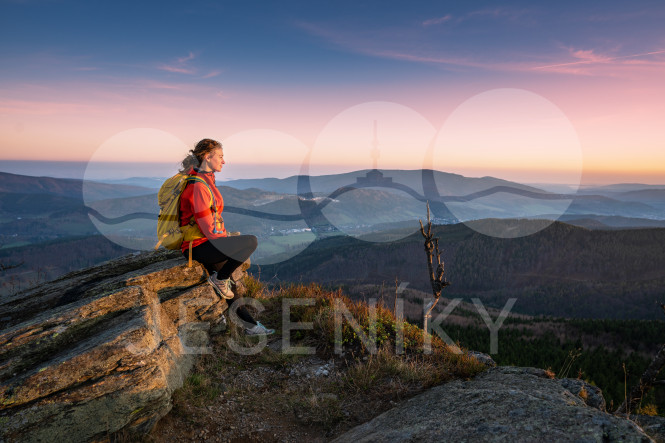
[208,273,235,299]
[245,321,275,336]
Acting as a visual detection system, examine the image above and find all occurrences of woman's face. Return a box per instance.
[205,148,225,172]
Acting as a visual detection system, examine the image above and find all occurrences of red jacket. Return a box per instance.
[179,168,227,252]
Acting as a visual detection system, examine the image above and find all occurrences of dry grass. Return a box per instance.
[637,404,658,416]
[152,277,487,441]
[578,386,588,401]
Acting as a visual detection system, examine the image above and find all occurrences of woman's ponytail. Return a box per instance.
[180,139,222,173]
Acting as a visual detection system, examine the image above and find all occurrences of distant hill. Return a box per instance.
[223,169,664,222]
[94,177,166,189]
[0,192,81,216]
[560,215,665,229]
[0,172,84,199]
[84,185,664,229]
[565,195,660,218]
[2,169,663,222]
[1,170,664,295]
[256,221,665,320]
[579,183,665,193]
[0,172,155,201]
[613,189,665,211]
[223,169,543,195]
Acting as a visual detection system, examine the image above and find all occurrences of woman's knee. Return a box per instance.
[246,235,258,252]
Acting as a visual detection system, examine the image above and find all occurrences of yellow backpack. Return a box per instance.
[154,173,214,261]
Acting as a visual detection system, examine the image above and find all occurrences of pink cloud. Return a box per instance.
[570,49,612,63]
[299,21,665,79]
[532,48,665,75]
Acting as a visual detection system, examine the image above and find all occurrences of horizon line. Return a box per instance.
[1,168,664,188]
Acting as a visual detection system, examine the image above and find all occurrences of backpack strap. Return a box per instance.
[154,232,168,250]
[185,175,224,234]
[185,176,216,206]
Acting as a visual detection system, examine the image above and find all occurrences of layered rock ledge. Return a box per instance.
[334,366,654,442]
[0,250,238,442]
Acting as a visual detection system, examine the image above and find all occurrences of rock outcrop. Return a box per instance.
[0,250,241,442]
[334,366,654,442]
[631,414,665,443]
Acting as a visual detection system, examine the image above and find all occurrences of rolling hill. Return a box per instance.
[256,221,665,320]
[0,172,156,201]
[2,171,664,305]
[223,168,543,195]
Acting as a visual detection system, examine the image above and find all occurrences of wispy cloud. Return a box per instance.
[368,49,489,70]
[421,7,532,28]
[157,51,199,75]
[201,70,222,79]
[297,18,665,79]
[177,51,196,64]
[296,21,527,72]
[533,48,665,73]
[157,64,197,74]
[296,21,481,69]
[422,14,452,27]
[156,51,223,79]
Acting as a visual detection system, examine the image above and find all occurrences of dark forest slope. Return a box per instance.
[257,221,665,319]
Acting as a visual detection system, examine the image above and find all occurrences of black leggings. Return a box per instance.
[188,235,258,278]
[185,235,259,326]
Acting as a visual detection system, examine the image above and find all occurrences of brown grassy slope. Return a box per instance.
[146,278,485,442]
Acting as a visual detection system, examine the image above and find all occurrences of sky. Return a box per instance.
[1,0,664,184]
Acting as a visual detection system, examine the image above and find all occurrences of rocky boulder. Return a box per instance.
[631,415,665,443]
[334,366,654,442]
[0,250,243,442]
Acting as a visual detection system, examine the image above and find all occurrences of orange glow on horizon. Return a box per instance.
[0,78,664,186]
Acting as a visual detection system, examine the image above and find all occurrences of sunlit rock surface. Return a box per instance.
[0,250,239,442]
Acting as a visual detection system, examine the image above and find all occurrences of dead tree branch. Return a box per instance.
[419,202,450,332]
[0,260,24,273]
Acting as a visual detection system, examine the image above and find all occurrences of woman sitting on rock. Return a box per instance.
[179,138,274,336]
